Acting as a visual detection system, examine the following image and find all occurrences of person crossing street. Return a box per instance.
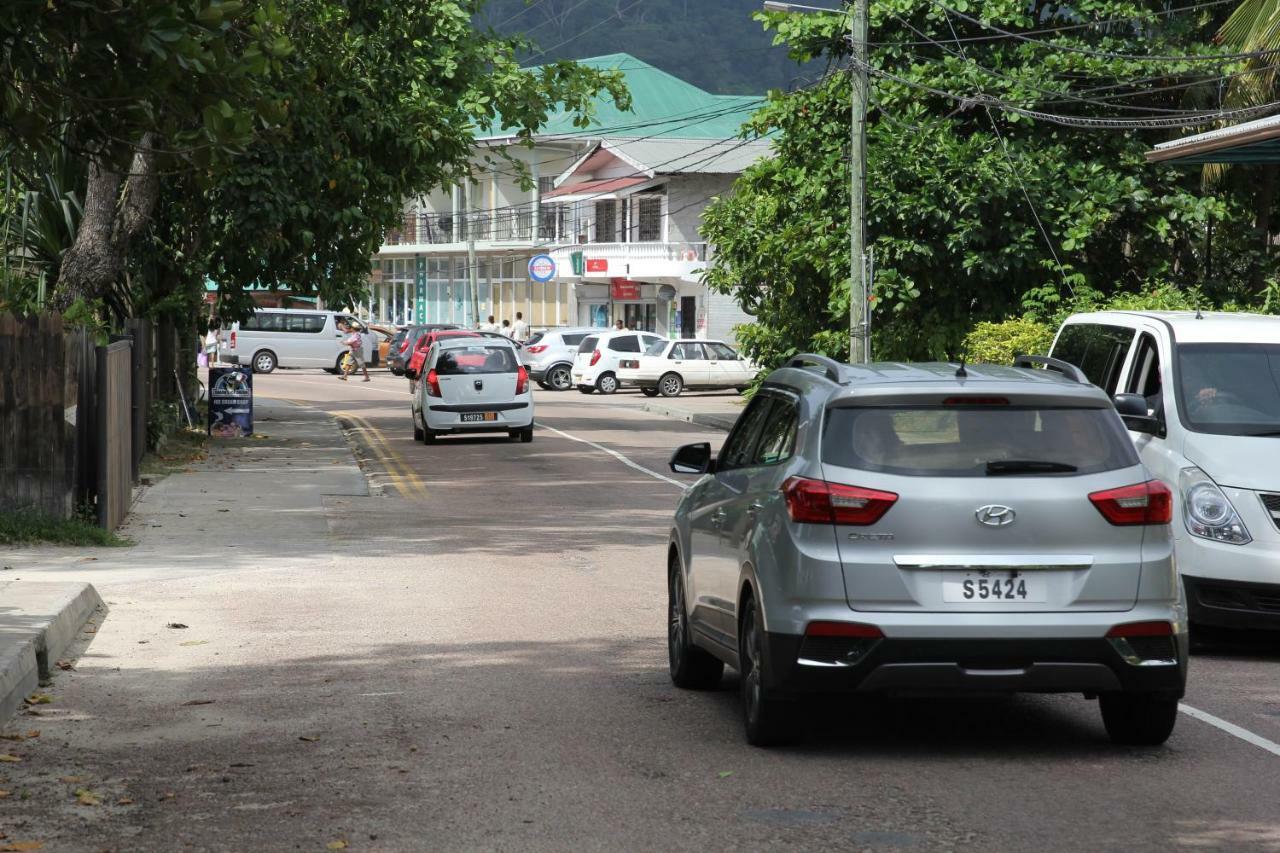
[338,320,370,382]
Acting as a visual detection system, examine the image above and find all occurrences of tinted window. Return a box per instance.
[608,335,640,353]
[524,333,545,347]
[1126,333,1163,416]
[644,339,668,356]
[241,313,282,331]
[285,314,325,333]
[435,345,518,375]
[578,336,598,354]
[753,397,798,465]
[718,396,775,470]
[562,333,588,347]
[1051,323,1134,393]
[707,343,738,360]
[1176,343,1280,436]
[823,406,1138,476]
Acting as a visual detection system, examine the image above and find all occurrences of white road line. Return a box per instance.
[1180,703,1280,758]
[267,375,410,397]
[536,422,688,489]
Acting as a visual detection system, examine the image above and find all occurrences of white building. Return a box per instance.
[365,53,763,342]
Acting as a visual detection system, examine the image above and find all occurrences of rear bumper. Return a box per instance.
[1184,575,1280,631]
[762,632,1187,698]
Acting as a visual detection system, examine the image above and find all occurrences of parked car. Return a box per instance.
[520,328,597,391]
[410,336,533,444]
[617,338,756,397]
[387,323,460,375]
[665,353,1185,747]
[1048,310,1280,634]
[572,330,665,394]
[405,330,480,380]
[368,324,397,366]
[219,308,357,373]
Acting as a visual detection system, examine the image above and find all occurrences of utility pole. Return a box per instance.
[764,1,869,363]
[465,179,480,327]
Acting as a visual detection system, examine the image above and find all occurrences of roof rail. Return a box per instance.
[1012,354,1089,385]
[785,353,845,384]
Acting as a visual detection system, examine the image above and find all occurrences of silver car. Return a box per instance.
[519,328,597,391]
[666,354,1186,747]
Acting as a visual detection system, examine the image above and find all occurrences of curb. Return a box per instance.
[640,401,737,432]
[0,582,106,724]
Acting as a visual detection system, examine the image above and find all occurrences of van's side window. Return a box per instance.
[241,313,281,332]
[1051,323,1134,393]
[284,314,325,333]
[1126,333,1163,416]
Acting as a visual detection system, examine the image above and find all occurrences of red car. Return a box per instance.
[405,330,480,379]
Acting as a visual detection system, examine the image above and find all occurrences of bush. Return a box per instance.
[963,317,1055,366]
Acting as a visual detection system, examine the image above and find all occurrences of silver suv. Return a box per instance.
[666,354,1187,747]
[519,328,597,391]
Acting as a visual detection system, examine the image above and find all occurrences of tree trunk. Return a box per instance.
[52,150,123,310]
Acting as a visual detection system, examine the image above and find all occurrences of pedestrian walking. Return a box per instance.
[512,311,529,342]
[501,319,513,337]
[338,321,370,382]
[479,314,500,333]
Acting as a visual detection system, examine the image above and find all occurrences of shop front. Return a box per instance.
[574,279,679,334]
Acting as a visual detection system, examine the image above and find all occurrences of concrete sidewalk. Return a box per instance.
[597,390,745,431]
[0,399,366,726]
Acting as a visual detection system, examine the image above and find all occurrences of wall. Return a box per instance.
[665,173,734,245]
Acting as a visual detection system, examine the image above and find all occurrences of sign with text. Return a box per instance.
[414,256,427,323]
[610,279,642,300]
[528,254,556,282]
[208,367,253,438]
[585,258,608,273]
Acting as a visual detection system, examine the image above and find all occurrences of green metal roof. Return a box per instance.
[480,53,763,141]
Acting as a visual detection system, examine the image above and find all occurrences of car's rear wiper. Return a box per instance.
[985,459,1079,475]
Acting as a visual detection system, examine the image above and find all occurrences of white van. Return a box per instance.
[1049,311,1280,632]
[219,308,357,374]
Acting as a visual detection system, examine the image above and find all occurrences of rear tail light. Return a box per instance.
[782,476,897,526]
[620,359,639,369]
[798,621,883,667]
[425,369,441,397]
[526,345,548,354]
[229,331,237,350]
[399,339,410,353]
[805,621,884,638]
[1107,621,1178,666]
[589,349,602,367]
[1089,479,1172,526]
[515,366,529,395]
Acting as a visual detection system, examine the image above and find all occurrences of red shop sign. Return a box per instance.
[585,258,609,273]
[610,278,642,300]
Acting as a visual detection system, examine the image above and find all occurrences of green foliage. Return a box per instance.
[703,4,1280,371]
[0,508,128,547]
[963,318,1056,365]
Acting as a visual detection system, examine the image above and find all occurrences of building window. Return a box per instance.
[538,176,555,195]
[594,200,616,243]
[637,196,662,241]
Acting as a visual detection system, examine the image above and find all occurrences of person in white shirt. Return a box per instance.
[479,315,500,333]
[511,312,529,342]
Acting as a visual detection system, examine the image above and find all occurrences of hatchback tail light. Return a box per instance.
[229,331,237,350]
[425,369,442,398]
[515,366,529,395]
[526,345,548,354]
[589,349,602,367]
[782,476,898,526]
[1089,480,1172,526]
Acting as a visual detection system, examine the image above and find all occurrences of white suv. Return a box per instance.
[1050,311,1280,634]
[572,330,665,394]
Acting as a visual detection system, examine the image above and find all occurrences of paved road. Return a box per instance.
[4,367,1280,851]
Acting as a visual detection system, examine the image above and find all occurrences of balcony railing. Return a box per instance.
[383,210,537,246]
[560,242,710,262]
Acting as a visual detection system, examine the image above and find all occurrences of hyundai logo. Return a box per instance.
[976,505,1016,527]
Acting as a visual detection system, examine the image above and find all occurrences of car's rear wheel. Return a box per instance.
[422,426,438,444]
[519,426,534,443]
[641,387,659,397]
[547,365,573,391]
[740,594,793,747]
[668,557,723,690]
[596,372,619,394]
[659,372,683,397]
[413,413,424,442]
[252,350,277,374]
[1099,694,1179,745]
[577,385,594,394]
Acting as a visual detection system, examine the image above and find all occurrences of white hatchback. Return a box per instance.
[572,330,665,394]
[617,338,756,397]
[410,337,533,444]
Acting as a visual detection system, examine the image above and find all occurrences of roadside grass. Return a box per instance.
[140,428,208,479]
[0,508,129,547]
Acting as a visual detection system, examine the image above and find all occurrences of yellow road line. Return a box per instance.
[334,411,427,500]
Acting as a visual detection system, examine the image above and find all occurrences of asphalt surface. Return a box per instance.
[4,367,1280,851]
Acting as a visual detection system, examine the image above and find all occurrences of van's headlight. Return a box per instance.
[1180,467,1251,545]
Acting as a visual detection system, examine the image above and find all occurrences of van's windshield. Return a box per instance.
[1177,343,1280,436]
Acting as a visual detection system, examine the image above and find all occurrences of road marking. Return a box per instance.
[536,422,687,489]
[268,374,410,397]
[334,411,427,500]
[1180,703,1280,758]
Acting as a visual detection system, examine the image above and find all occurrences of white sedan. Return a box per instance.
[616,339,757,397]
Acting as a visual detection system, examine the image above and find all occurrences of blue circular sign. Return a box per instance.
[528,254,556,282]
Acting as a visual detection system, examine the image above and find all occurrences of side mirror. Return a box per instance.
[670,442,714,475]
[1113,393,1160,434]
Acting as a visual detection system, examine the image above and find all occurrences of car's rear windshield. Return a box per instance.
[524,332,544,347]
[562,333,588,346]
[578,336,598,354]
[823,405,1138,476]
[435,345,518,375]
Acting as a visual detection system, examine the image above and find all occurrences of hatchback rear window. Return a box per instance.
[435,345,518,375]
[823,406,1138,476]
[578,336,598,354]
[562,333,588,346]
[524,332,545,347]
